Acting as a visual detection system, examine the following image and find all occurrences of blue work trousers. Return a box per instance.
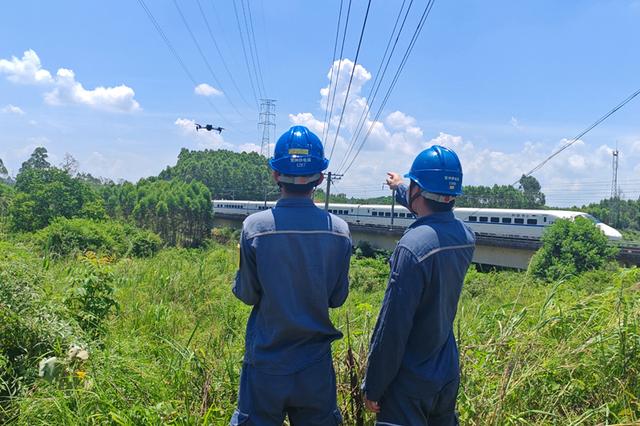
[230,354,343,426]
[376,378,459,426]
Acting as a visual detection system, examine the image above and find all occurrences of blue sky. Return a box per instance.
[1,0,639,206]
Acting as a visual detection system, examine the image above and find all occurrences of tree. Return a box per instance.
[528,217,618,281]
[9,167,107,231]
[20,147,51,173]
[60,153,79,176]
[0,158,8,179]
[518,174,545,207]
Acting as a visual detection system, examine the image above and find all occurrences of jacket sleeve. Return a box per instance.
[362,245,427,401]
[232,230,261,305]
[395,183,409,208]
[329,237,352,308]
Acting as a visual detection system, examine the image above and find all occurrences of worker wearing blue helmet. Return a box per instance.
[362,145,475,425]
[231,126,351,425]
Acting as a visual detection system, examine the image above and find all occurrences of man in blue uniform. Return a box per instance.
[362,145,475,425]
[231,126,351,426]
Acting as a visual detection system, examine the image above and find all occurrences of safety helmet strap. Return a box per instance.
[276,173,322,185]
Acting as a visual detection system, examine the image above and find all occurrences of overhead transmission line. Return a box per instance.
[321,0,346,143]
[340,0,436,175]
[323,0,354,144]
[171,0,247,119]
[515,87,640,185]
[136,0,228,121]
[337,0,414,171]
[327,0,373,161]
[232,0,264,103]
[242,0,268,96]
[194,0,254,110]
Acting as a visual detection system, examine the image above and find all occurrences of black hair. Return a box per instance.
[424,197,455,212]
[279,179,321,194]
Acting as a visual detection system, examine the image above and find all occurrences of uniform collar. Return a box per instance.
[409,210,455,228]
[275,197,317,208]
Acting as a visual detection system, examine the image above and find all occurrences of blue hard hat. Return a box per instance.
[269,126,329,176]
[405,145,463,196]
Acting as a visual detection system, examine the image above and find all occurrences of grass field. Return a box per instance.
[1,236,639,425]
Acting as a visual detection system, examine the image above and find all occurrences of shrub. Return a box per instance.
[35,218,161,258]
[529,217,619,281]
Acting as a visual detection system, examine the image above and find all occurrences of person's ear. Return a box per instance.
[272,170,280,184]
[316,173,325,187]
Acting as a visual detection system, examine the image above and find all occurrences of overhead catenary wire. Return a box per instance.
[327,0,373,161]
[194,0,255,110]
[323,0,354,145]
[340,0,437,176]
[337,0,414,172]
[136,0,229,121]
[321,0,346,143]
[514,87,640,185]
[171,0,247,119]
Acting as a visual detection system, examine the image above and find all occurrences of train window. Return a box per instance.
[502,218,512,224]
[514,218,524,224]
[490,217,500,223]
[543,217,547,222]
[399,213,406,218]
[479,217,488,223]
[527,219,538,225]
[372,212,378,217]
[468,216,477,222]
[393,213,398,217]
[385,212,391,217]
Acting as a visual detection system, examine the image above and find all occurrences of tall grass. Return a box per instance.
[3,242,639,425]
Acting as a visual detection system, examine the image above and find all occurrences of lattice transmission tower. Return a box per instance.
[258,99,276,158]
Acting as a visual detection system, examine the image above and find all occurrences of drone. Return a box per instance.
[195,123,224,134]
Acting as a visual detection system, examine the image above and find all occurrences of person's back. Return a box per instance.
[230,126,351,426]
[235,198,351,373]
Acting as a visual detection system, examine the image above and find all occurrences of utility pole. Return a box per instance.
[324,172,343,211]
[259,99,276,206]
[610,147,620,227]
[390,188,396,229]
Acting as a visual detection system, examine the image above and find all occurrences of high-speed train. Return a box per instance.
[213,200,623,241]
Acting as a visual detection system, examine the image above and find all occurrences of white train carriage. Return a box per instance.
[212,200,622,241]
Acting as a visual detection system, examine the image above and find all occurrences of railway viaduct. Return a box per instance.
[213,214,640,270]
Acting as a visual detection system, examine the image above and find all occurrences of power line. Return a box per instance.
[323,0,354,144]
[322,0,346,143]
[194,0,255,110]
[337,0,414,172]
[328,0,372,162]
[243,0,268,96]
[232,0,261,105]
[136,0,227,120]
[515,87,640,184]
[171,0,246,118]
[341,0,436,176]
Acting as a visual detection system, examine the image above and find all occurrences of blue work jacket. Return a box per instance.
[363,184,475,401]
[233,197,352,375]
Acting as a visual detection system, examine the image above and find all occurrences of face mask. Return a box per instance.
[405,182,422,215]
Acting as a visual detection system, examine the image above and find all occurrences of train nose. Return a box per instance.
[597,223,622,240]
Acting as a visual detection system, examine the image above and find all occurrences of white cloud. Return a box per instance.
[194,83,223,97]
[287,58,640,206]
[1,104,25,115]
[0,49,53,84]
[0,50,140,112]
[174,117,233,150]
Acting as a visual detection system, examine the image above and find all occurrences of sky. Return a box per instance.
[1,0,639,207]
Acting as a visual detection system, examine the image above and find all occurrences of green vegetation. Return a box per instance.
[158,148,278,200]
[1,236,638,425]
[529,218,619,281]
[35,218,161,258]
[1,147,638,424]
[100,178,213,247]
